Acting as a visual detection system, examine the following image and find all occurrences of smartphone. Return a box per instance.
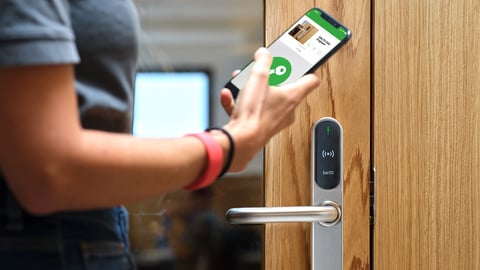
[225,8,351,98]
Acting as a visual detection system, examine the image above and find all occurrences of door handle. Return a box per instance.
[226,201,341,226]
[225,117,344,270]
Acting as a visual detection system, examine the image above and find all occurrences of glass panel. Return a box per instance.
[128,1,264,269]
[128,179,262,270]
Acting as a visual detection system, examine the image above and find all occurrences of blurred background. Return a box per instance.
[128,1,265,269]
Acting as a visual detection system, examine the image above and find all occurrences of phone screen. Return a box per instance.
[226,8,350,97]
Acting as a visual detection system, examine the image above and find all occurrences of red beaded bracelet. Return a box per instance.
[184,132,223,191]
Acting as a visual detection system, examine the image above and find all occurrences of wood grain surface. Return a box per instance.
[374,0,480,269]
[264,0,371,269]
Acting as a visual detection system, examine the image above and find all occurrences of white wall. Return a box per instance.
[133,0,264,176]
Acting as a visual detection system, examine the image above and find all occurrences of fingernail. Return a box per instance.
[257,47,269,55]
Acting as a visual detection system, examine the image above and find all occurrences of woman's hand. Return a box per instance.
[222,47,320,172]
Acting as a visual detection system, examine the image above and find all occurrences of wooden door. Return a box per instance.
[374,0,480,269]
[264,0,371,269]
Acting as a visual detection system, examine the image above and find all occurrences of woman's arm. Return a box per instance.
[0,64,222,214]
[0,48,319,215]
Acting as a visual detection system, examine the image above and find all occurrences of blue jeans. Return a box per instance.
[0,182,136,270]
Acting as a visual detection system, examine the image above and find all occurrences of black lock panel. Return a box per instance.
[313,119,342,190]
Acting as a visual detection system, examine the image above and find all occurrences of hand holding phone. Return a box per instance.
[222,48,320,171]
[224,8,351,98]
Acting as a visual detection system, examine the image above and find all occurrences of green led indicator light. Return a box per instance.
[326,126,331,136]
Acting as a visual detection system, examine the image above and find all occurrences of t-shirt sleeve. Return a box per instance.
[0,0,80,67]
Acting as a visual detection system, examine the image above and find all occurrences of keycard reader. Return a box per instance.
[313,117,342,189]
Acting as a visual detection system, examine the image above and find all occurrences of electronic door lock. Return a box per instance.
[226,117,343,269]
[312,117,343,270]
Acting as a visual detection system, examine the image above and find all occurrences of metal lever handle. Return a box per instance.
[226,201,341,226]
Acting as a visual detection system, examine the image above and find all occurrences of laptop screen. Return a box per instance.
[132,70,210,138]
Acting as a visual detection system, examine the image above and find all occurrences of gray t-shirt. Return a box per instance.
[0,0,139,132]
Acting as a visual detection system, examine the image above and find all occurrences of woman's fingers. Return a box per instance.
[282,73,320,102]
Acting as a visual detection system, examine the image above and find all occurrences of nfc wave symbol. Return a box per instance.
[322,150,335,159]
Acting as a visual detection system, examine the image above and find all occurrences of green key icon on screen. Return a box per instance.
[269,56,292,86]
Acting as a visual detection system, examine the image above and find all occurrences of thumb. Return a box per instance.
[220,88,235,116]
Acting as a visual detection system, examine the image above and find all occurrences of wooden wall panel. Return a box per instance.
[374,0,480,269]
